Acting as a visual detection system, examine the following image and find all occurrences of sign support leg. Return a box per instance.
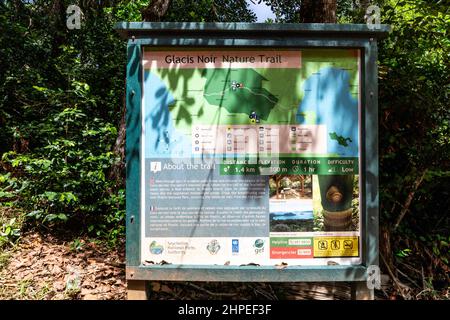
[127,280,148,300]
[350,281,374,300]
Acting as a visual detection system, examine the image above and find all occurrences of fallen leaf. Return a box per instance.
[50,265,63,275]
[275,262,288,269]
[83,294,98,300]
[97,284,111,293]
[53,281,66,291]
[152,282,161,292]
[160,285,172,294]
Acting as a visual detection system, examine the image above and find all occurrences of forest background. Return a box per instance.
[0,0,448,300]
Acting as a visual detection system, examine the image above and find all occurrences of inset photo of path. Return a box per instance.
[269,175,312,200]
[269,175,314,232]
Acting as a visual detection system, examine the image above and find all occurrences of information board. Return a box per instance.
[141,47,362,266]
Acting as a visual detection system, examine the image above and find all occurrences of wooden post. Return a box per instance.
[351,281,374,300]
[127,280,148,300]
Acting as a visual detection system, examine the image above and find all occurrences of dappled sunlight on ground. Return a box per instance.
[0,232,126,300]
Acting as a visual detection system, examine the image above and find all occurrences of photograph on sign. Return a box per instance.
[141,48,361,266]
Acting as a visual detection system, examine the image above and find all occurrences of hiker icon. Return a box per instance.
[318,240,328,250]
[331,240,340,250]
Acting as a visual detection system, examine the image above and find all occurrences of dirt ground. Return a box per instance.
[0,231,392,300]
[0,232,126,300]
[0,231,355,300]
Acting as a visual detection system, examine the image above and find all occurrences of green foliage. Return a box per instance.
[379,0,449,234]
[0,202,23,250]
[0,217,21,248]
[0,0,256,245]
[0,0,448,298]
[69,238,84,252]
[107,0,257,22]
[164,0,256,22]
[0,1,126,242]
[260,0,302,22]
[376,0,450,296]
[104,0,148,21]
[395,248,412,258]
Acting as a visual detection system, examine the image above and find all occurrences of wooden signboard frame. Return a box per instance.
[115,22,390,300]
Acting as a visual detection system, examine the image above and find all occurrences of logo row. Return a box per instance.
[150,239,265,255]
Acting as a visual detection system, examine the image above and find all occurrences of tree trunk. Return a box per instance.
[360,0,371,10]
[49,0,66,49]
[109,85,126,187]
[300,176,304,197]
[141,0,171,22]
[380,224,395,277]
[300,0,337,23]
[275,176,280,199]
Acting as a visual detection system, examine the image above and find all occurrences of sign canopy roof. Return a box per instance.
[115,22,391,40]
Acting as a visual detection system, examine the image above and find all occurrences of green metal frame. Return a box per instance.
[118,22,390,282]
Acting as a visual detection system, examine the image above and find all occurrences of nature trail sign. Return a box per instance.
[116,22,390,300]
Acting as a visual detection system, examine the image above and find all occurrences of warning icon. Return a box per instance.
[313,236,359,257]
[331,240,340,250]
[318,240,328,250]
[344,240,353,249]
